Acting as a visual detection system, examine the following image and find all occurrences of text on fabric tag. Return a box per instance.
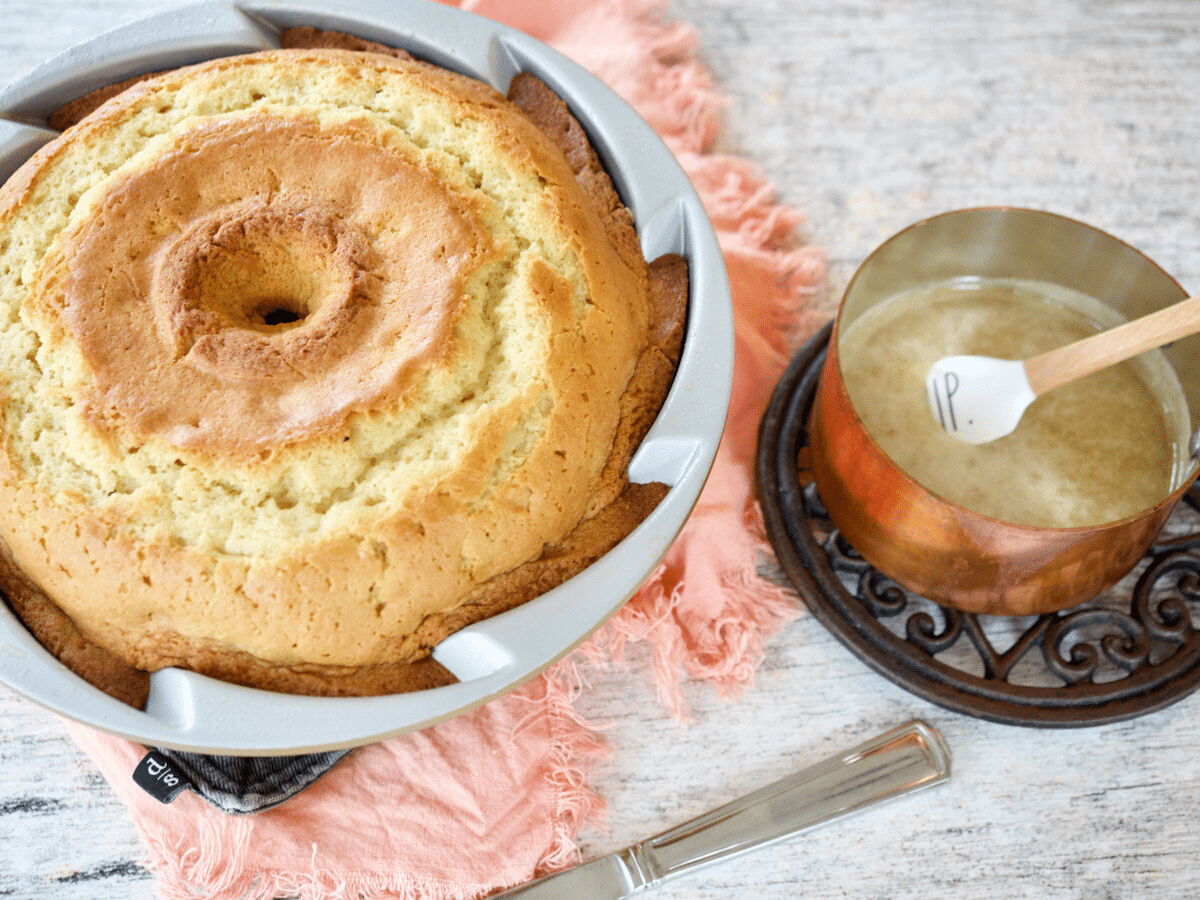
[133,751,194,804]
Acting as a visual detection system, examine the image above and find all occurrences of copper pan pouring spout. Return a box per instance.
[808,208,1199,617]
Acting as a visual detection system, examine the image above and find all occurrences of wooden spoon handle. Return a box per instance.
[1023,294,1200,397]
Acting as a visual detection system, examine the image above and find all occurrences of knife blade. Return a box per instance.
[490,720,951,898]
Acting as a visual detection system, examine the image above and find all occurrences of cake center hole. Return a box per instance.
[154,199,369,368]
[261,306,304,326]
[188,231,336,333]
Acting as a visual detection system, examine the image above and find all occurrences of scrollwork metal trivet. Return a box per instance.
[757,324,1200,727]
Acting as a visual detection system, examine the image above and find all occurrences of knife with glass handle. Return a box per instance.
[491,720,951,898]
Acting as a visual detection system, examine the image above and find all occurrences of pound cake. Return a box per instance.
[0,31,686,707]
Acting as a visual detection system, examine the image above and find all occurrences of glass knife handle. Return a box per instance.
[617,720,952,890]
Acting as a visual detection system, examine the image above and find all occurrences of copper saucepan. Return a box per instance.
[808,207,1199,616]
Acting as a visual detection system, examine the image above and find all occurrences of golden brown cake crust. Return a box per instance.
[0,33,686,707]
[48,73,163,131]
[46,28,414,131]
[56,111,489,458]
[0,537,152,708]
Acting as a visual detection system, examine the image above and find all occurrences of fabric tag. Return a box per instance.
[133,750,195,804]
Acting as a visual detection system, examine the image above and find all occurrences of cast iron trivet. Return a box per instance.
[757,323,1200,727]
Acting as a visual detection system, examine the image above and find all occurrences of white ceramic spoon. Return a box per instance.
[925,293,1200,445]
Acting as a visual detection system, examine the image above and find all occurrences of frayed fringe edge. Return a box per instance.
[526,665,614,874]
[141,828,506,900]
[138,668,613,900]
[597,552,800,724]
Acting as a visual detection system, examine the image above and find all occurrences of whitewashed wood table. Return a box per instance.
[2,1,1200,898]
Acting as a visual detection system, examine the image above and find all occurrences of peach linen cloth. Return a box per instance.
[64,1,829,897]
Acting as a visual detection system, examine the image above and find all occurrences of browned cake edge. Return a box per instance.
[0,536,152,708]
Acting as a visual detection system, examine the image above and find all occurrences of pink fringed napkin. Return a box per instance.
[65,1,829,897]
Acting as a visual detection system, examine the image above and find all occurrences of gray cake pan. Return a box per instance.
[0,0,733,754]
